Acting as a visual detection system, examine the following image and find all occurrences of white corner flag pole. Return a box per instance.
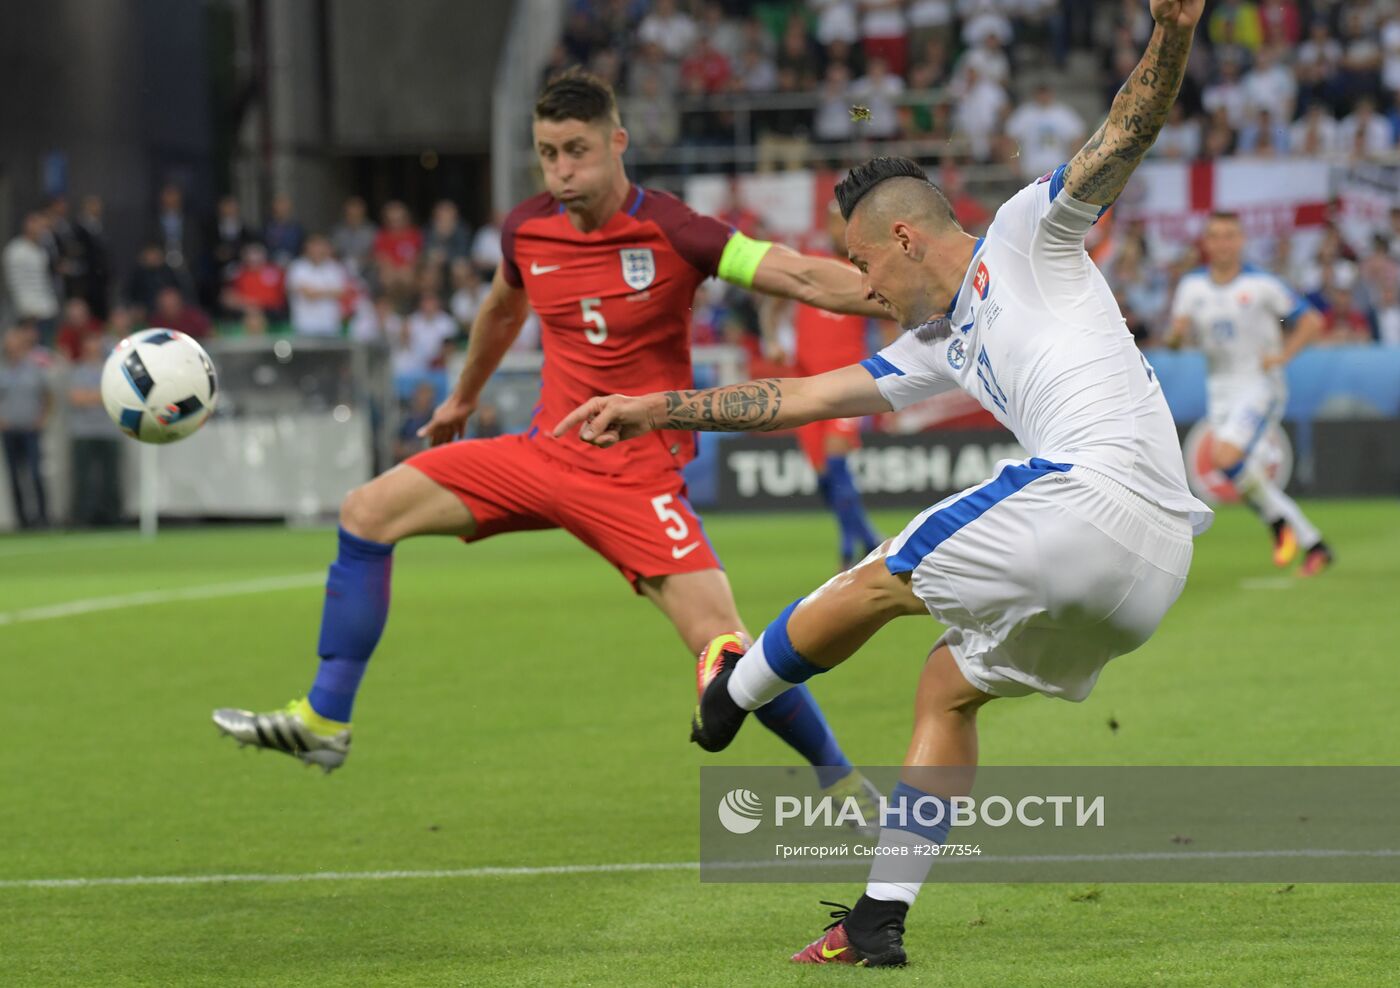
[139,442,159,540]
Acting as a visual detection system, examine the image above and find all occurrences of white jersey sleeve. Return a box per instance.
[991,164,1109,308]
[860,327,960,411]
[1257,272,1309,323]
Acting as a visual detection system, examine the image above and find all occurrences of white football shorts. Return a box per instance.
[884,458,1194,702]
[1209,378,1283,453]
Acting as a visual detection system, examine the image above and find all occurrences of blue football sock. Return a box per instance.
[307,527,394,722]
[816,461,854,561]
[759,598,827,685]
[825,457,880,558]
[866,781,954,903]
[881,781,954,843]
[754,684,853,789]
[745,599,852,787]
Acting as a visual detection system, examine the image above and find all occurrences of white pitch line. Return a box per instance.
[914,848,1400,864]
[0,861,700,890]
[0,572,324,627]
[5,849,1400,890]
[1239,577,1296,591]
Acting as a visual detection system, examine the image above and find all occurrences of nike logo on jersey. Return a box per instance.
[672,542,701,559]
[530,262,562,275]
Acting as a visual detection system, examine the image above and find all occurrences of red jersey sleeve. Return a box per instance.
[499,216,523,289]
[636,189,735,278]
[499,192,557,289]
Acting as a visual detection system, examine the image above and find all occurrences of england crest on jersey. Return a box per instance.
[620,248,655,290]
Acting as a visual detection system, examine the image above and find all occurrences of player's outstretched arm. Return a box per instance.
[1263,308,1324,370]
[1061,0,1203,208]
[553,364,891,448]
[1164,314,1192,350]
[418,266,530,445]
[747,245,888,319]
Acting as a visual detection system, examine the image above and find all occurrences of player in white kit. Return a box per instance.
[557,0,1207,967]
[1167,211,1332,575]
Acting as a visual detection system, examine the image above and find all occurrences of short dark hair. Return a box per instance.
[534,67,619,126]
[1207,210,1241,224]
[834,156,952,223]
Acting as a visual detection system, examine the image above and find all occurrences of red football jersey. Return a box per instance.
[793,252,869,375]
[501,185,732,476]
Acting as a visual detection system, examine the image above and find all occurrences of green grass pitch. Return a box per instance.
[1,500,1397,986]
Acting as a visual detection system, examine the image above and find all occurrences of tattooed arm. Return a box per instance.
[1061,0,1203,208]
[552,365,890,448]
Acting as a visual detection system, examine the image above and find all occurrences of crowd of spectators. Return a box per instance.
[0,185,508,366]
[555,0,1085,172]
[553,0,1400,177]
[0,186,520,526]
[545,0,1400,349]
[1132,0,1400,163]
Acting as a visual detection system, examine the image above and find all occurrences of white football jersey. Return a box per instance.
[1168,264,1308,404]
[862,167,1212,533]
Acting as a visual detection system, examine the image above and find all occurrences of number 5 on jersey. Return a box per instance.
[652,494,701,559]
[581,298,608,344]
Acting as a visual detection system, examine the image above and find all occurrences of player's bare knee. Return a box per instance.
[1211,448,1240,472]
[824,435,854,458]
[1211,441,1244,472]
[917,645,994,716]
[339,483,393,543]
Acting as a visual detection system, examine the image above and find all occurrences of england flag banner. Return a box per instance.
[1114,159,1331,245]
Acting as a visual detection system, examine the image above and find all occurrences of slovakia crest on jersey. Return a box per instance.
[947,336,967,369]
[620,248,655,290]
[973,261,991,300]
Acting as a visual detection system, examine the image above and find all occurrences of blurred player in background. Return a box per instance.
[1166,212,1332,575]
[559,0,1209,965]
[214,69,888,812]
[763,201,882,570]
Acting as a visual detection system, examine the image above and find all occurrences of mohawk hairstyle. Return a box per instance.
[833,156,954,224]
[534,66,620,126]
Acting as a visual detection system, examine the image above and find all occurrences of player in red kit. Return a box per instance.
[767,202,882,569]
[213,70,887,808]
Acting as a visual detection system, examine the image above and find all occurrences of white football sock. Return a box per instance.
[865,828,936,905]
[1238,464,1321,547]
[726,631,794,711]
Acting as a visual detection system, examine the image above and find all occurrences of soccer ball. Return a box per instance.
[101,329,218,444]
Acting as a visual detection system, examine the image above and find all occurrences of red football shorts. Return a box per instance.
[796,417,863,472]
[405,433,721,589]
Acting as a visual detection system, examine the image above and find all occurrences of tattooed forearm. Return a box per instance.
[660,379,785,432]
[1062,23,1195,206]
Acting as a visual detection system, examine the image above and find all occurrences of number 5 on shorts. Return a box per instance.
[651,494,690,541]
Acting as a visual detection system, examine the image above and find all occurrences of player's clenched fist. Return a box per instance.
[554,394,658,448]
[1149,0,1204,30]
[417,394,477,446]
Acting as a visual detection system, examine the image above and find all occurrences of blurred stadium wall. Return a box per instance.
[0,0,522,263]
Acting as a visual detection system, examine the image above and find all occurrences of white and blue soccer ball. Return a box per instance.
[100,329,218,444]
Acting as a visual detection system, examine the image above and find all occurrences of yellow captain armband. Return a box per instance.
[716,231,774,289]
